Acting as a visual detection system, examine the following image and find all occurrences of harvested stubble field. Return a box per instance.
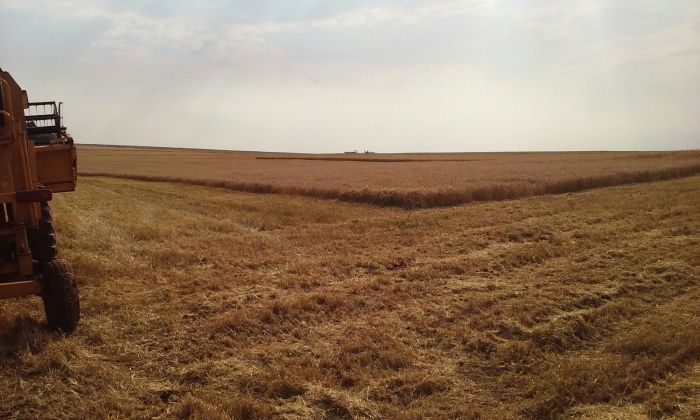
[1,172,699,418]
[78,146,700,208]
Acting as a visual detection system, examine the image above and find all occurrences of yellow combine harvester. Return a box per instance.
[0,67,79,332]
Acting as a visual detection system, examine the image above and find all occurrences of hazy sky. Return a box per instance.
[1,1,699,152]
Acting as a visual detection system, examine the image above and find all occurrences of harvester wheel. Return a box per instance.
[40,259,80,332]
[27,201,58,262]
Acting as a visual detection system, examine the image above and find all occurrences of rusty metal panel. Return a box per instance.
[35,143,77,192]
[0,145,13,194]
[15,225,32,275]
[0,70,40,226]
[0,260,18,275]
[0,280,42,300]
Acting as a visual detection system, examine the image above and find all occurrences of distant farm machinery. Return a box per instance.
[0,67,79,331]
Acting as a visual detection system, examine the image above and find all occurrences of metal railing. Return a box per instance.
[25,101,63,139]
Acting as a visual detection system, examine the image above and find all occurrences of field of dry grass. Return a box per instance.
[1,173,698,418]
[78,146,700,208]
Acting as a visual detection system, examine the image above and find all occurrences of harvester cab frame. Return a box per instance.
[0,67,79,332]
[26,101,66,144]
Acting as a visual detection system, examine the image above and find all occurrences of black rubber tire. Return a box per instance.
[41,259,80,332]
[27,201,57,263]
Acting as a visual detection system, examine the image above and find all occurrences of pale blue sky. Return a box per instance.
[1,0,699,152]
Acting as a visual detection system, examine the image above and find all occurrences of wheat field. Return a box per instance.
[78,146,700,208]
[1,171,699,418]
